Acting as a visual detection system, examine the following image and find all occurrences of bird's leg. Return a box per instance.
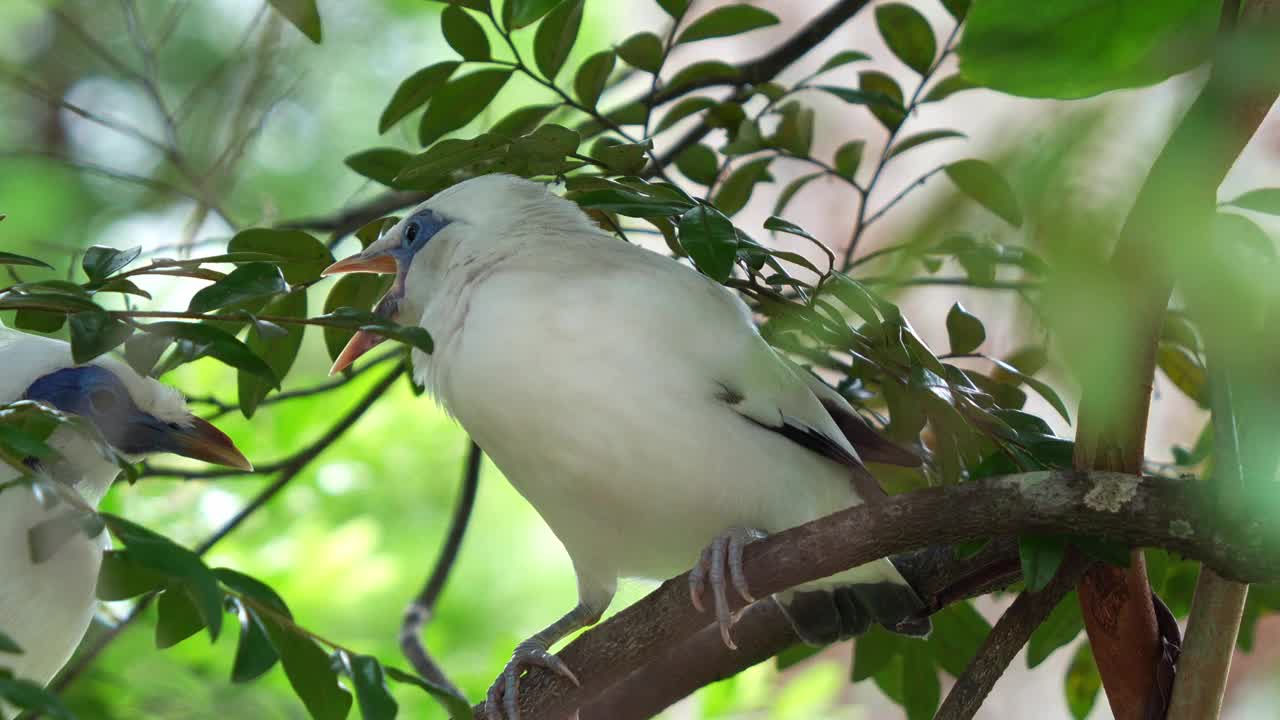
[688,527,768,650]
[485,601,604,720]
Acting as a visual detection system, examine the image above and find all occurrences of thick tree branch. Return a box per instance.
[936,555,1089,720]
[399,441,482,700]
[1069,1,1280,716]
[491,471,1280,718]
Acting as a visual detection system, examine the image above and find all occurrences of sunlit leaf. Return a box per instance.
[533,0,583,80]
[441,5,490,60]
[1225,187,1280,215]
[379,62,460,134]
[1065,643,1101,719]
[616,31,663,73]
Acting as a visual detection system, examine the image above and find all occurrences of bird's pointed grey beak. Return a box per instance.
[166,417,253,471]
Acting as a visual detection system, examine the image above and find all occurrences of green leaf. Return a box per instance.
[773,171,822,216]
[103,515,225,641]
[945,159,1023,226]
[775,643,822,670]
[82,245,141,282]
[573,188,693,217]
[678,203,738,282]
[876,3,936,74]
[123,332,171,377]
[851,625,898,681]
[267,0,322,42]
[769,102,814,157]
[503,0,564,29]
[313,308,434,355]
[239,288,307,418]
[677,4,779,44]
[712,157,773,217]
[763,216,816,243]
[942,0,971,19]
[834,140,865,180]
[1065,643,1101,719]
[0,251,52,269]
[379,62,460,134]
[188,263,289,313]
[945,302,986,354]
[227,229,334,285]
[139,322,278,387]
[384,666,474,719]
[215,568,292,618]
[1019,534,1066,592]
[265,620,353,720]
[927,601,991,676]
[441,5,489,60]
[533,0,583,80]
[720,119,765,157]
[988,356,1070,422]
[97,550,167,601]
[95,276,152,299]
[1157,343,1208,407]
[345,148,414,188]
[888,129,965,159]
[1027,590,1084,667]
[156,585,208,648]
[0,632,19,656]
[491,104,560,138]
[339,653,399,720]
[0,674,75,719]
[923,73,977,102]
[655,0,688,18]
[656,96,717,132]
[1225,187,1280,215]
[902,642,941,720]
[229,599,280,683]
[815,85,904,112]
[958,0,1216,99]
[574,50,615,110]
[427,0,489,10]
[418,69,513,146]
[591,138,651,175]
[665,61,738,93]
[859,71,906,131]
[815,50,871,75]
[674,143,718,185]
[68,311,132,363]
[395,133,511,187]
[616,31,663,72]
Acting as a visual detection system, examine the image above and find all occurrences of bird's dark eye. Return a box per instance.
[403,220,421,247]
[88,389,119,414]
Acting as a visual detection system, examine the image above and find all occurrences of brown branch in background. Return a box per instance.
[399,441,483,699]
[498,471,1280,718]
[1069,1,1280,717]
[936,555,1089,720]
[46,366,404,703]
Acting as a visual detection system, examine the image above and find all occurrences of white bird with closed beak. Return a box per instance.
[0,324,250,718]
[324,174,930,719]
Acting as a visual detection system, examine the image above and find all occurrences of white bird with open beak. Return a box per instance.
[324,174,929,719]
[0,324,250,716]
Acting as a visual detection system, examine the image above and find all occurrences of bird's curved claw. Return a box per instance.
[484,639,580,720]
[688,528,766,650]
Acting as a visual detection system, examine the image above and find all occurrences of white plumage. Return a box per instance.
[325,175,927,717]
[0,323,248,716]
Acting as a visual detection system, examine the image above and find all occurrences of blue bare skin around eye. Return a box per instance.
[385,209,450,310]
[22,366,145,450]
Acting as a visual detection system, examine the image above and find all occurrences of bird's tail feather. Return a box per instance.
[777,557,931,645]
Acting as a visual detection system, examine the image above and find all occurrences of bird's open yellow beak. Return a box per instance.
[171,417,253,471]
[321,253,398,276]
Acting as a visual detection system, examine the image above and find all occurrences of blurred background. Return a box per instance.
[2,0,1279,718]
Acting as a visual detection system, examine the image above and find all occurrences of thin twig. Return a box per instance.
[936,555,1088,720]
[399,441,483,698]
